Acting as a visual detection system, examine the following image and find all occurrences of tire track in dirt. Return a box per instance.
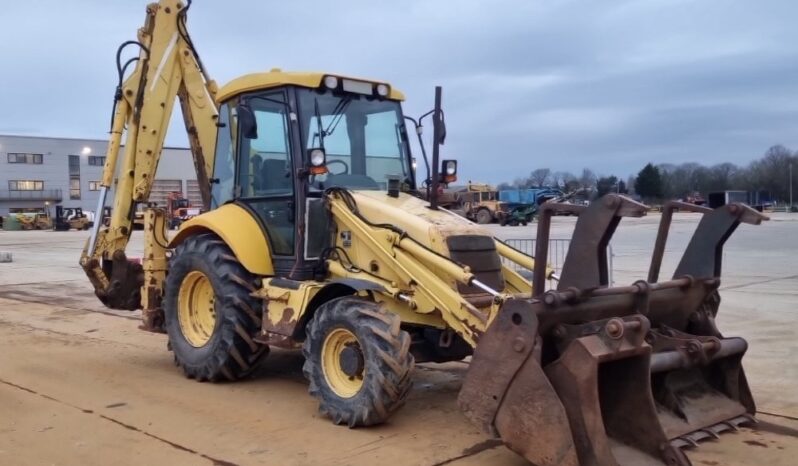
[0,377,237,466]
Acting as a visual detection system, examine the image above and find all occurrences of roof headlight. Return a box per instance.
[444,159,457,176]
[323,75,339,89]
[309,148,326,167]
[376,83,389,97]
[307,148,328,175]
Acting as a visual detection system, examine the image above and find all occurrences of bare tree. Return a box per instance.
[579,168,597,191]
[551,171,575,190]
[529,168,552,188]
[512,177,528,188]
[626,175,636,195]
[708,163,738,192]
[495,144,798,204]
[596,175,619,197]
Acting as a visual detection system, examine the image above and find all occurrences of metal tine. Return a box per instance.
[707,422,729,436]
[555,194,647,291]
[648,201,712,283]
[680,435,700,448]
[673,203,769,280]
[701,428,721,440]
[686,430,711,444]
[723,421,741,432]
[670,438,693,450]
[741,413,759,425]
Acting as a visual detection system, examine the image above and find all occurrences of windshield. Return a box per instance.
[297,89,412,191]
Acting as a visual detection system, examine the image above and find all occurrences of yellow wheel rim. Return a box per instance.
[177,270,216,347]
[321,328,365,398]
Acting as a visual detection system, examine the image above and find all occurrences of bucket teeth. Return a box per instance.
[741,413,758,425]
[670,414,758,454]
[682,435,700,448]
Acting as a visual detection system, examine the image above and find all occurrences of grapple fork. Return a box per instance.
[459,195,768,465]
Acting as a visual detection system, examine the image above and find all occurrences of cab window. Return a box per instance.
[236,92,295,256]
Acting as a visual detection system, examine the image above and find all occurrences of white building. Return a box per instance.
[0,134,200,217]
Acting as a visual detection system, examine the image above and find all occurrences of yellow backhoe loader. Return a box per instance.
[81,2,769,464]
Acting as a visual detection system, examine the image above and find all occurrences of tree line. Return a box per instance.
[498,145,797,203]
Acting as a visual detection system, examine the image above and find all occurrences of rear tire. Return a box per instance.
[476,208,493,224]
[164,233,267,382]
[303,297,414,427]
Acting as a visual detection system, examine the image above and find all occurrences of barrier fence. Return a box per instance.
[502,238,614,290]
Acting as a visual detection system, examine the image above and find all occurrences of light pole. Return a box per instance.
[790,162,793,211]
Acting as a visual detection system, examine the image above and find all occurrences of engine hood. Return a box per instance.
[348,190,493,255]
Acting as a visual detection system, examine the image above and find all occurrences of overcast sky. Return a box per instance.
[1,0,796,183]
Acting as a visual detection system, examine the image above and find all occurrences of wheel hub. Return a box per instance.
[321,327,365,398]
[177,270,216,347]
[339,344,364,377]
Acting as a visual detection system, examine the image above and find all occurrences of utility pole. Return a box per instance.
[790,162,793,211]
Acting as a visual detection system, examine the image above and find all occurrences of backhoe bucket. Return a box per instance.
[459,195,767,466]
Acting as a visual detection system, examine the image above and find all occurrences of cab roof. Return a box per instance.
[216,69,405,103]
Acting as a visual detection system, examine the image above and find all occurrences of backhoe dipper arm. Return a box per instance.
[81,0,219,310]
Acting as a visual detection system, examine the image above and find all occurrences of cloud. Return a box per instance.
[1,0,797,184]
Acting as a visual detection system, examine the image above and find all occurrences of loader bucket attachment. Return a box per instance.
[459,195,767,466]
[459,299,579,465]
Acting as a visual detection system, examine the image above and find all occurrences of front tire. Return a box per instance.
[164,233,267,382]
[303,297,414,427]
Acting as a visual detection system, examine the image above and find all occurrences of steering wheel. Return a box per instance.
[326,159,349,175]
[310,159,350,189]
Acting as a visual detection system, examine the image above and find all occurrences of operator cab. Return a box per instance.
[210,71,415,278]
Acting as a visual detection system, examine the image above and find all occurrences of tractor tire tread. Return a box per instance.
[302,297,414,428]
[164,233,267,383]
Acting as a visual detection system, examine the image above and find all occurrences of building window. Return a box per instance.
[88,156,106,166]
[7,153,43,164]
[69,155,80,176]
[8,180,44,191]
[69,155,81,199]
[70,178,81,199]
[89,181,101,191]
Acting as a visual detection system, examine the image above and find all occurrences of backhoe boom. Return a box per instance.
[81,0,218,313]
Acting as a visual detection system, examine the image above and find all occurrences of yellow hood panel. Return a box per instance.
[350,191,492,254]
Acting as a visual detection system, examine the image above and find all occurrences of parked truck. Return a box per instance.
[498,188,563,225]
[455,182,507,224]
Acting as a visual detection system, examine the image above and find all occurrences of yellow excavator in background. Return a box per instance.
[80,1,769,464]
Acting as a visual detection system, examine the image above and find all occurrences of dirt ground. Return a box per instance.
[1,212,797,465]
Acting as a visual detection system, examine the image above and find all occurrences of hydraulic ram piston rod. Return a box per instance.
[87,186,108,257]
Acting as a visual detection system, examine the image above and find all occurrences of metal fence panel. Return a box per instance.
[503,238,614,290]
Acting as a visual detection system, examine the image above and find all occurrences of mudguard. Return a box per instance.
[170,203,274,275]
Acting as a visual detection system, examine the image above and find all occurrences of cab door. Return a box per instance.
[235,91,297,263]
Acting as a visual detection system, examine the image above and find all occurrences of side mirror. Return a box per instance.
[236,103,258,139]
[440,159,457,184]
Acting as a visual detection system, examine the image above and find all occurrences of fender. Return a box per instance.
[170,203,274,275]
[289,279,387,341]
